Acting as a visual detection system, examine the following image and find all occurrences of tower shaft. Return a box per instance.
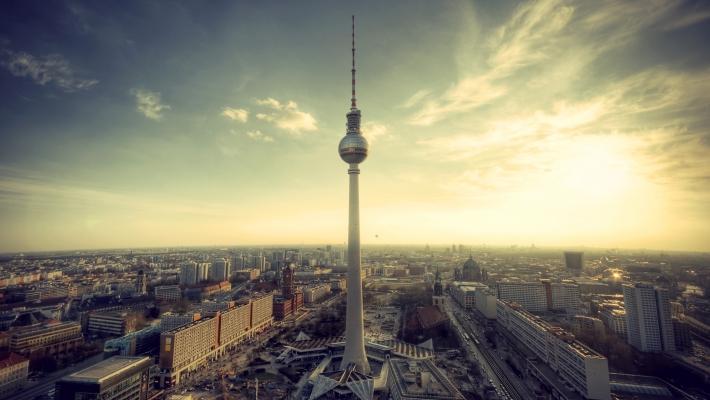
[340,164,370,373]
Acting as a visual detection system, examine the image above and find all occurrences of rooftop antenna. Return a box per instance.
[351,15,357,110]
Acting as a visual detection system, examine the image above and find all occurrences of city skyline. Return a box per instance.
[2,1,710,253]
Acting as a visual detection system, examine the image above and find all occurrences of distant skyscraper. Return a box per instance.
[179,262,197,285]
[564,251,584,276]
[135,270,147,295]
[623,283,676,352]
[197,262,210,282]
[210,258,228,281]
[338,15,370,374]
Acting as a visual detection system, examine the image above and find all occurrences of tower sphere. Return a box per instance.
[339,132,368,164]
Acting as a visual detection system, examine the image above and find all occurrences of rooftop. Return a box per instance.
[61,356,150,383]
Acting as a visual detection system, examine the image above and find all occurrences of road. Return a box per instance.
[445,297,528,400]
[10,353,105,400]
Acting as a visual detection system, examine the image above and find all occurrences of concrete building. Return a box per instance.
[9,321,83,362]
[572,316,605,337]
[496,281,581,313]
[450,281,488,309]
[623,283,676,352]
[234,268,260,281]
[497,300,611,400]
[496,281,548,312]
[154,285,181,302]
[104,326,161,357]
[210,258,229,282]
[564,251,584,276]
[304,283,332,304]
[160,312,201,332]
[159,294,273,387]
[474,288,497,319]
[179,262,198,285]
[598,306,627,338]
[88,312,136,337]
[55,356,152,400]
[0,353,28,399]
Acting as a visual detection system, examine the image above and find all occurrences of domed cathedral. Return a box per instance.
[462,256,482,282]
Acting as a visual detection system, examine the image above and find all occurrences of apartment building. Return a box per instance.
[9,321,83,361]
[497,300,611,400]
[623,283,675,352]
[0,353,28,399]
[303,283,331,304]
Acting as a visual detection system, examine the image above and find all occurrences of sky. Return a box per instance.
[1,0,709,252]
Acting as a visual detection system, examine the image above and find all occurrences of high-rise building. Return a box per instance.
[210,258,228,282]
[55,356,152,400]
[564,251,584,276]
[135,270,147,295]
[337,15,370,374]
[623,283,676,352]
[197,262,210,282]
[179,262,197,285]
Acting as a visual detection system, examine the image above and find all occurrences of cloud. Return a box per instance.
[400,89,431,109]
[130,88,170,120]
[407,0,690,126]
[661,9,710,31]
[0,48,98,91]
[254,97,317,134]
[361,122,389,143]
[221,107,249,122]
[245,130,274,143]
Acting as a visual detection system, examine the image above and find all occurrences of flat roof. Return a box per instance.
[62,356,150,384]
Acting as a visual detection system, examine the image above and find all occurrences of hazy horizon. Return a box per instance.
[2,1,710,252]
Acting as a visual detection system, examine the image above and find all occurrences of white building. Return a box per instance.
[496,280,581,313]
[179,262,198,286]
[303,283,332,304]
[474,288,497,319]
[496,281,548,312]
[450,282,487,309]
[197,263,210,282]
[550,282,581,313]
[623,283,675,352]
[497,300,611,400]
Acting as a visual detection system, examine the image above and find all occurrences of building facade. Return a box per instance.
[623,283,676,352]
[496,300,611,400]
[9,321,83,362]
[55,356,152,400]
[0,353,28,399]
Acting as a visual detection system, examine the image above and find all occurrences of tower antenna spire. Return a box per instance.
[351,15,357,109]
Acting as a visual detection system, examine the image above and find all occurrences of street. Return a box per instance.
[444,297,528,400]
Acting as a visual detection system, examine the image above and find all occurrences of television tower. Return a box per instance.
[338,15,370,374]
